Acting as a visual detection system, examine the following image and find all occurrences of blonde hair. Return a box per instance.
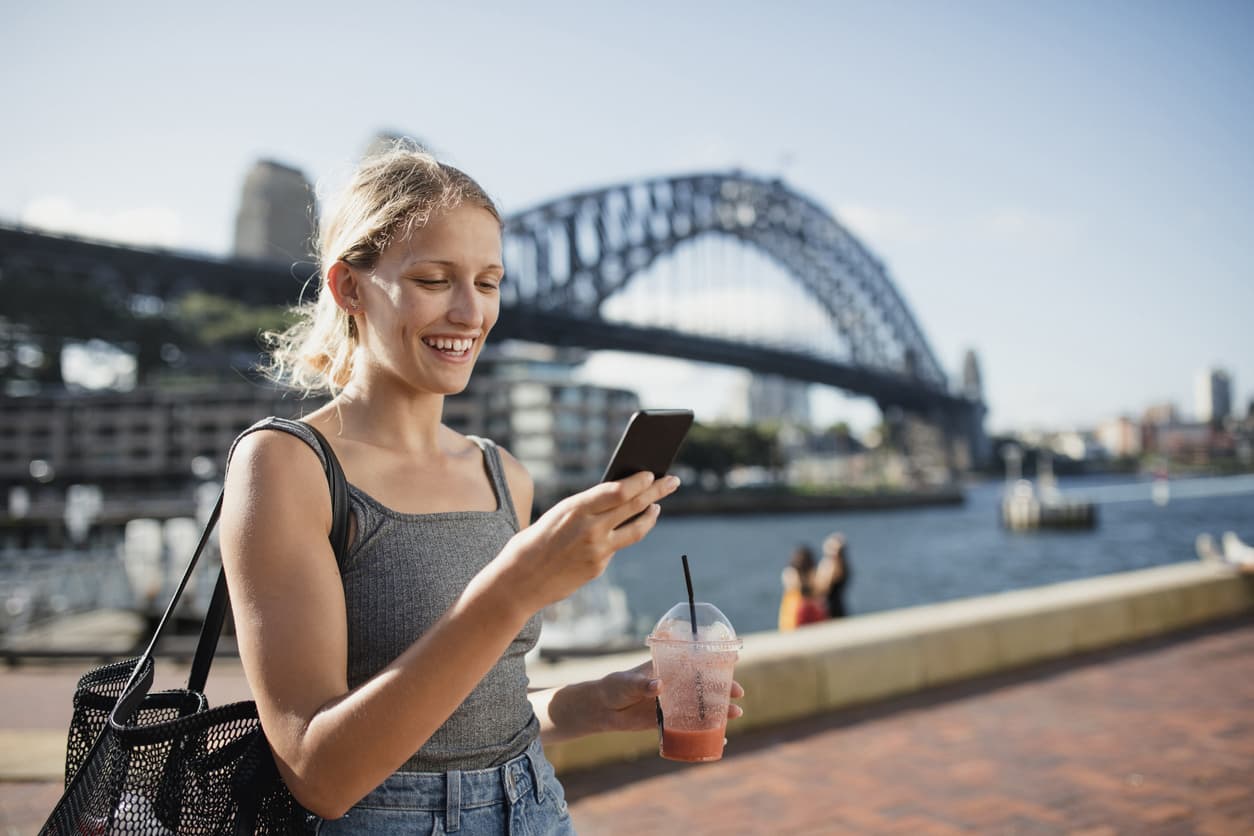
[262,146,500,395]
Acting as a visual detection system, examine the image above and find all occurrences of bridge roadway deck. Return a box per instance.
[2,617,1251,834]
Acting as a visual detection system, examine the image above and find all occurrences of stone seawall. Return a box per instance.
[657,485,964,516]
[531,562,1254,774]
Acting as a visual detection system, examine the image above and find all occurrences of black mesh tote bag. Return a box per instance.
[40,419,350,835]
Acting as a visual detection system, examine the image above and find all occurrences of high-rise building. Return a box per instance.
[232,160,317,264]
[1142,402,1179,426]
[1194,368,1232,424]
[747,374,811,427]
[1096,416,1142,458]
[961,349,983,400]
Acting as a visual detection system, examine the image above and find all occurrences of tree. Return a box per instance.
[675,422,779,489]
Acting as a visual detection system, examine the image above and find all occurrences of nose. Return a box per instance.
[447,280,486,328]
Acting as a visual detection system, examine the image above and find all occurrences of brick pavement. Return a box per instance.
[561,616,1254,835]
[3,618,1252,834]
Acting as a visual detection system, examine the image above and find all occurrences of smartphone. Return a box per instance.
[601,409,695,484]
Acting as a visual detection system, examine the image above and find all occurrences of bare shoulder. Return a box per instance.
[227,426,326,498]
[494,442,535,526]
[221,427,333,548]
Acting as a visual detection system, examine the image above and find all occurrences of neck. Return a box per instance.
[328,376,449,455]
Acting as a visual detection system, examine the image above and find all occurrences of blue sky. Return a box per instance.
[3,1,1251,432]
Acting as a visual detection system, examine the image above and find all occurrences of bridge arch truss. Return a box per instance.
[498,172,954,410]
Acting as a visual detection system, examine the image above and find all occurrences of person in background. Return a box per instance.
[815,532,852,619]
[778,544,826,630]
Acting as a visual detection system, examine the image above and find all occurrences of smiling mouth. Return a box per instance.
[422,336,475,358]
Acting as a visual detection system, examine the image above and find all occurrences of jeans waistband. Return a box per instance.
[351,737,548,823]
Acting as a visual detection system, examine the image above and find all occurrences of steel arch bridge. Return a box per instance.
[494,172,965,414]
[1,170,981,423]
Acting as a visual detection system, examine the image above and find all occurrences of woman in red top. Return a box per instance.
[778,544,828,629]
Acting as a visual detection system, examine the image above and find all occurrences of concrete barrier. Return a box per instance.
[532,562,1254,774]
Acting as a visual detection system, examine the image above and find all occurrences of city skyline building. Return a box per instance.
[961,349,984,402]
[232,160,317,264]
[746,374,812,428]
[1194,368,1233,424]
[1095,416,1142,459]
[1142,402,1180,427]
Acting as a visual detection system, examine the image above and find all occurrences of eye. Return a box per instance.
[411,277,449,288]
[477,275,503,292]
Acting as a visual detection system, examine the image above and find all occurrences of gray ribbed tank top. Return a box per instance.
[230,417,541,773]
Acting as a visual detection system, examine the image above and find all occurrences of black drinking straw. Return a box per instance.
[681,554,706,721]
[681,554,698,637]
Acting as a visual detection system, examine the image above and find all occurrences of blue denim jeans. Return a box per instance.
[312,738,575,835]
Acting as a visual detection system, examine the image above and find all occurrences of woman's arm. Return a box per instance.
[530,661,744,744]
[220,431,678,819]
[499,447,749,745]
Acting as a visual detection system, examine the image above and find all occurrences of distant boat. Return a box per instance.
[527,574,636,662]
[999,449,1096,531]
[1151,471,1171,507]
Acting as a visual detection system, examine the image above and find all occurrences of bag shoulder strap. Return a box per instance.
[187,418,350,693]
[114,417,349,705]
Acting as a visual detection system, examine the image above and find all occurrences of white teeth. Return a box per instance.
[425,337,473,352]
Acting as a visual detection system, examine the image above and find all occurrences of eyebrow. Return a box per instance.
[404,258,505,272]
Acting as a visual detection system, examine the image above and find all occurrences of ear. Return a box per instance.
[326,261,363,314]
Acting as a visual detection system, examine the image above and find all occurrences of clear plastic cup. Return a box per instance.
[646,602,742,762]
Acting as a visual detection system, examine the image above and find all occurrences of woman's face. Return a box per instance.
[352,203,503,395]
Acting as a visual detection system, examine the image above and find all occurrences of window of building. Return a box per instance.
[513,410,553,434]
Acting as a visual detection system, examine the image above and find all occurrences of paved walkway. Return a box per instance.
[562,617,1254,835]
[3,617,1252,834]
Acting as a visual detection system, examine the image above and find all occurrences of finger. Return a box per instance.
[642,474,681,504]
[583,472,656,513]
[608,502,661,548]
[607,484,662,531]
[609,668,661,699]
[730,681,745,699]
[602,668,662,710]
[628,659,653,676]
[727,704,744,720]
[610,472,678,528]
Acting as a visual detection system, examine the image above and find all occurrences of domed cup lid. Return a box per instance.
[647,602,741,649]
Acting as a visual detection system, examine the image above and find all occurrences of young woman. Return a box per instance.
[778,544,825,630]
[815,532,852,619]
[219,148,742,834]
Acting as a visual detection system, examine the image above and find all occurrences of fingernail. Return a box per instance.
[647,678,661,691]
[668,475,681,489]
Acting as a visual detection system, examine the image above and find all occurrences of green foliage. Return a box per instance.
[177,293,295,346]
[675,421,780,488]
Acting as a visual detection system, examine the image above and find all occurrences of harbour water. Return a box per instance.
[607,473,1254,638]
[3,473,1251,650]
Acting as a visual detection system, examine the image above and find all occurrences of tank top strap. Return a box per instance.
[225,416,359,571]
[467,436,521,532]
[226,416,327,473]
